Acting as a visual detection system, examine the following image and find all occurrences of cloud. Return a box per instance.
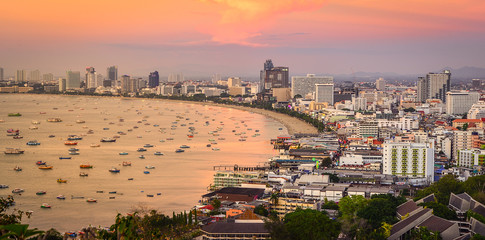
[199,0,325,46]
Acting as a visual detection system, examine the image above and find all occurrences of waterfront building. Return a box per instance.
[291,74,333,99]
[382,142,434,182]
[59,78,66,92]
[66,70,81,89]
[0,67,3,81]
[148,71,159,88]
[121,75,130,93]
[417,70,451,103]
[43,73,54,82]
[446,91,480,115]
[15,70,26,82]
[338,152,383,166]
[457,149,485,168]
[376,77,386,91]
[212,171,263,190]
[200,222,270,240]
[30,69,40,82]
[106,66,117,80]
[274,197,320,219]
[260,59,289,93]
[315,84,334,105]
[85,67,96,89]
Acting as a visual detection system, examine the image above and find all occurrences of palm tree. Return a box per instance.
[0,224,44,240]
[270,192,279,208]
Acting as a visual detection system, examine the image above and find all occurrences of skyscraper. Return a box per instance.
[59,78,66,92]
[121,75,130,93]
[382,142,434,182]
[66,70,81,89]
[15,70,27,82]
[43,73,54,82]
[291,74,333,98]
[106,66,118,81]
[446,91,480,115]
[85,67,96,89]
[417,70,451,102]
[376,77,386,91]
[315,84,334,105]
[260,59,289,93]
[30,70,41,82]
[148,71,159,88]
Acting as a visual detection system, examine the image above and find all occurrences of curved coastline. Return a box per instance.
[160,99,319,135]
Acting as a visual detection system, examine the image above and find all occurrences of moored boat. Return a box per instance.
[0,184,9,189]
[179,145,190,149]
[175,149,184,153]
[47,118,62,122]
[86,198,97,203]
[100,137,116,142]
[79,172,88,177]
[69,152,79,155]
[14,166,22,171]
[143,144,154,148]
[139,155,145,159]
[122,161,131,166]
[68,148,79,151]
[57,178,67,183]
[35,161,46,165]
[5,148,24,154]
[12,188,24,193]
[64,141,78,145]
[145,165,155,169]
[36,191,46,195]
[90,143,100,147]
[109,168,120,173]
[40,203,51,208]
[80,164,93,168]
[57,195,66,199]
[154,152,164,156]
[26,140,41,146]
[59,157,72,160]
[137,148,147,152]
[119,152,128,155]
[38,165,53,170]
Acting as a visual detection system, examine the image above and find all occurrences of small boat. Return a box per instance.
[238,138,246,141]
[29,126,38,130]
[12,188,24,193]
[100,138,116,142]
[137,148,147,152]
[278,128,283,130]
[57,179,67,183]
[109,168,120,173]
[13,136,23,139]
[71,196,84,199]
[206,144,211,147]
[103,128,109,130]
[48,135,55,138]
[159,140,165,142]
[80,164,93,168]
[36,191,46,195]
[218,137,226,140]
[26,140,40,146]
[145,165,155,169]
[122,161,132,166]
[40,203,51,208]
[38,165,53,170]
[143,171,150,174]
[64,141,78,145]
[36,161,46,165]
[146,194,154,197]
[8,113,22,117]
[154,152,164,156]
[67,136,82,140]
[68,148,79,151]
[0,185,9,189]
[90,144,100,147]
[69,152,79,155]
[128,178,134,181]
[76,120,85,124]
[79,172,88,177]
[108,191,117,194]
[109,197,115,199]
[119,152,128,155]
[96,190,104,193]
[5,148,24,154]
[59,157,72,160]
[144,144,154,148]
[212,148,220,151]
[175,149,184,153]
[56,195,66,200]
[14,166,22,171]
[86,198,97,203]
[179,145,190,149]
[47,118,62,122]
[166,138,174,140]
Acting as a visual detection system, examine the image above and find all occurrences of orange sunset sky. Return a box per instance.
[1,0,485,77]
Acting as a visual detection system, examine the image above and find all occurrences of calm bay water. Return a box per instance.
[0,94,286,231]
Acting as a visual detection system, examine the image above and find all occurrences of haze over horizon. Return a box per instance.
[1,0,485,78]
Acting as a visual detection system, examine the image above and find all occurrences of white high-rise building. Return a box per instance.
[468,101,485,119]
[0,67,3,81]
[315,83,334,105]
[59,78,66,92]
[30,70,41,82]
[85,67,96,89]
[417,70,451,103]
[457,149,485,168]
[352,96,367,111]
[453,130,481,160]
[376,77,386,91]
[291,74,333,99]
[227,77,241,87]
[95,73,104,88]
[66,71,81,89]
[382,142,434,182]
[446,91,480,115]
[168,73,184,82]
[43,73,54,82]
[15,70,27,82]
[211,73,221,84]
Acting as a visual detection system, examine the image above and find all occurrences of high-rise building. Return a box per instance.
[0,67,3,81]
[446,91,480,115]
[121,75,130,93]
[452,130,480,160]
[211,73,221,84]
[382,142,434,182]
[468,101,485,119]
[106,66,118,81]
[260,59,289,93]
[148,71,159,88]
[85,67,96,89]
[376,77,386,91]
[457,149,485,168]
[472,79,483,90]
[66,70,81,89]
[59,78,66,92]
[129,78,139,93]
[417,70,451,103]
[30,70,41,82]
[352,96,367,111]
[227,77,241,87]
[291,74,333,99]
[168,73,184,82]
[15,70,27,82]
[315,84,334,105]
[43,73,54,82]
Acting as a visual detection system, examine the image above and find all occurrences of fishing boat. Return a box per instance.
[59,157,72,160]
[212,148,220,151]
[109,168,120,173]
[128,178,134,181]
[8,113,22,117]
[57,179,67,183]
[35,161,46,165]
[86,198,97,203]
[40,203,51,208]
[79,172,88,177]
[68,148,79,151]
[69,152,79,155]
[13,136,23,139]
[14,166,22,171]
[5,148,24,154]
[12,188,24,193]
[154,152,164,156]
[67,136,83,140]
[146,194,154,197]
[100,137,116,142]
[90,143,100,147]
[64,141,78,145]
[206,144,211,147]
[80,164,93,168]
[143,171,150,174]
[38,165,53,170]
[119,152,128,155]
[122,161,131,166]
[47,118,62,122]
[157,193,161,196]
[179,145,190,149]
[145,165,155,169]
[137,148,147,152]
[175,149,184,153]
[57,195,66,200]
[26,140,41,146]
[0,185,9,189]
[36,191,46,195]
[143,144,154,148]
[139,155,145,159]
[48,135,55,138]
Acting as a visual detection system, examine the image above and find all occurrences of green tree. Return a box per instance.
[280,209,340,240]
[0,224,44,240]
[0,196,29,225]
[414,175,464,204]
[321,157,332,168]
[211,199,221,210]
[254,205,269,217]
[40,228,63,240]
[357,198,399,229]
[471,234,485,240]
[418,202,457,220]
[405,226,442,240]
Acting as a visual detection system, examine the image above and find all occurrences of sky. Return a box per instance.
[1,0,485,78]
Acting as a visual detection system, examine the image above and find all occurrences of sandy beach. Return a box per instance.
[166,100,319,135]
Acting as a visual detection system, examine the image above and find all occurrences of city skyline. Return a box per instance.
[1,0,484,77]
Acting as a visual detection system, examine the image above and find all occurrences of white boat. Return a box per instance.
[145,165,155,169]
[12,188,24,193]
